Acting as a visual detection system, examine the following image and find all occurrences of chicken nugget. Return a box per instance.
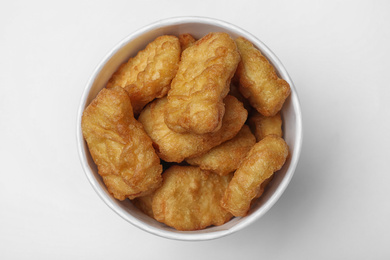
[165,32,241,134]
[152,166,233,231]
[186,125,256,176]
[132,193,155,218]
[229,83,252,112]
[248,110,283,141]
[178,33,196,51]
[221,135,289,216]
[138,95,247,163]
[234,37,290,116]
[81,86,162,200]
[106,35,181,115]
[255,175,274,199]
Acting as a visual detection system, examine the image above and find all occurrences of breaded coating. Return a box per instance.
[165,32,241,134]
[221,135,289,216]
[255,175,274,199]
[132,193,154,218]
[106,35,181,115]
[186,125,256,176]
[234,37,290,116]
[229,83,252,112]
[138,95,248,163]
[248,110,283,141]
[81,86,162,200]
[179,33,196,51]
[152,166,233,231]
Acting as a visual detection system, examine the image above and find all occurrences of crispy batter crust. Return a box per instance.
[179,33,196,51]
[255,175,274,199]
[106,35,181,115]
[152,166,233,231]
[132,193,155,218]
[229,83,252,112]
[221,135,289,216]
[165,32,241,134]
[248,110,283,141]
[81,87,162,200]
[138,95,248,163]
[234,37,290,116]
[186,125,256,176]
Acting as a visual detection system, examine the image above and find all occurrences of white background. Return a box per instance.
[1,0,389,259]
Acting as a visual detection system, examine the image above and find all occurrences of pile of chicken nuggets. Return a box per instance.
[82,32,291,231]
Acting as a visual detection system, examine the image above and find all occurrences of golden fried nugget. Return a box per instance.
[229,83,252,112]
[234,37,291,116]
[165,32,241,134]
[179,33,196,50]
[138,95,247,163]
[255,175,274,199]
[81,87,162,200]
[106,35,180,115]
[132,193,154,218]
[221,135,289,216]
[152,166,233,231]
[186,125,255,176]
[248,110,283,141]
